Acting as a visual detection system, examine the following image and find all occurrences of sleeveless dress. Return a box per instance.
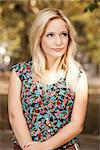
[11,58,82,149]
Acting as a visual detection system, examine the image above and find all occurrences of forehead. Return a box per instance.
[44,18,68,32]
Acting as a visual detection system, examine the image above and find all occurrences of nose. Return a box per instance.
[55,36,62,46]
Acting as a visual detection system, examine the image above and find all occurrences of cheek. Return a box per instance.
[64,38,69,44]
[41,39,51,51]
[64,40,69,48]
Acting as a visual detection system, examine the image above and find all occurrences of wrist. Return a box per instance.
[44,140,53,150]
[22,141,33,149]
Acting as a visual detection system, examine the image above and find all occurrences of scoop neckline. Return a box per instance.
[32,70,67,87]
[33,76,65,87]
[30,59,67,86]
[32,75,75,96]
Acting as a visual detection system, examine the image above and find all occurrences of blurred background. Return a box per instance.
[0,0,100,150]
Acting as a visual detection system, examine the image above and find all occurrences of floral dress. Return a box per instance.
[11,59,82,149]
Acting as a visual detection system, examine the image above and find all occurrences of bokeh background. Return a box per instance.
[0,0,100,150]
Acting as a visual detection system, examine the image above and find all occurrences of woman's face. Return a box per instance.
[41,18,69,60]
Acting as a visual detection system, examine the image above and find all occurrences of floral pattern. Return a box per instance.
[11,59,80,149]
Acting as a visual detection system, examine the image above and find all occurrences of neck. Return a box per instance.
[46,57,62,72]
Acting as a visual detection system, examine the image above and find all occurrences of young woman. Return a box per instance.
[8,8,88,150]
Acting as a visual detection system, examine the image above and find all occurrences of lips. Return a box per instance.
[52,48,63,52]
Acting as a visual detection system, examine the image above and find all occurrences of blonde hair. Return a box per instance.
[29,8,82,82]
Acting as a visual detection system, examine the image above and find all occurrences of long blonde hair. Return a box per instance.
[29,8,82,82]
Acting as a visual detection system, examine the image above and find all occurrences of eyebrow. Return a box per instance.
[45,30,68,34]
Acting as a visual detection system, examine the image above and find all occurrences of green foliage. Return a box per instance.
[84,0,99,12]
[0,1,33,62]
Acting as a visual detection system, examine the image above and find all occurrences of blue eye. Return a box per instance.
[46,33,54,37]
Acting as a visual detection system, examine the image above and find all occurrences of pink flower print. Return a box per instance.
[46,118,50,125]
[40,110,43,114]
[29,123,32,128]
[39,122,42,127]
[32,116,35,122]
[65,114,69,119]
[31,85,35,90]
[25,112,29,116]
[63,98,68,104]
[39,90,43,95]
[48,92,52,96]
[34,129,40,136]
[34,99,37,103]
[48,103,52,108]
[37,128,41,134]
[38,98,42,105]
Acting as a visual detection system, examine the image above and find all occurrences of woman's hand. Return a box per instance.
[24,141,51,150]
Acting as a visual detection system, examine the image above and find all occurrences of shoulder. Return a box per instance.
[78,68,88,85]
[11,58,32,71]
[71,63,87,80]
[66,64,88,93]
[10,58,32,80]
[78,67,88,82]
[67,63,82,82]
[75,68,88,94]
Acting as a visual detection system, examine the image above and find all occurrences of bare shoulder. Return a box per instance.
[9,69,22,95]
[75,68,88,97]
[10,58,31,82]
[78,68,88,86]
[80,68,87,79]
[9,69,21,84]
[71,68,89,125]
[66,65,88,94]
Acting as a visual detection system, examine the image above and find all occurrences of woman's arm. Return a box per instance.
[44,70,88,150]
[8,71,33,149]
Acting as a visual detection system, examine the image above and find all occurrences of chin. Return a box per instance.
[54,51,65,56]
[51,53,64,59]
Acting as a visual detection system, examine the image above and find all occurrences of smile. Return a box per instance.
[52,48,63,52]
